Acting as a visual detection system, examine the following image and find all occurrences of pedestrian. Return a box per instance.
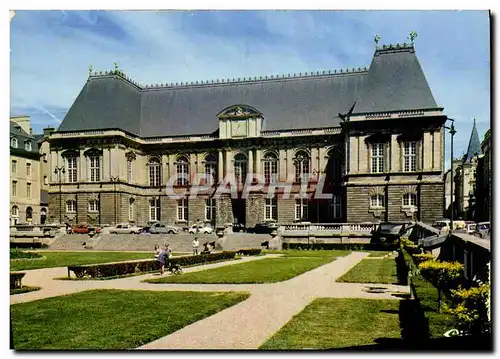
[192,237,200,255]
[154,244,161,260]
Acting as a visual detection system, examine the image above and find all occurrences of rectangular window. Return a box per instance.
[264,161,278,184]
[149,164,160,187]
[177,199,188,221]
[371,143,385,173]
[205,162,216,185]
[11,160,17,174]
[403,193,417,207]
[176,162,189,186]
[66,200,76,213]
[127,160,133,183]
[295,198,308,221]
[328,195,342,219]
[265,197,278,220]
[370,194,385,208]
[88,200,99,213]
[26,163,31,176]
[12,181,17,196]
[403,142,417,172]
[205,199,216,221]
[26,183,31,198]
[89,156,100,182]
[149,198,160,221]
[67,157,77,183]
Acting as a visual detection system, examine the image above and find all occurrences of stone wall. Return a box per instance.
[420,183,444,224]
[246,195,265,228]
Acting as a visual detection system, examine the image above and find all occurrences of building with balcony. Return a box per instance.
[47,43,447,228]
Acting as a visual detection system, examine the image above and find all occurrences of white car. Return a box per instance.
[109,223,143,234]
[188,224,213,234]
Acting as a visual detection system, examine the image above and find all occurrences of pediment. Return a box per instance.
[217,105,262,119]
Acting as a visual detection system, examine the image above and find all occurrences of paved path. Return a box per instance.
[11,252,409,350]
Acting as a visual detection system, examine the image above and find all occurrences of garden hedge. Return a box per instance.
[67,251,237,279]
[282,242,398,251]
[10,248,43,259]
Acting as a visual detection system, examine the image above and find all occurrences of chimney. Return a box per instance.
[43,127,55,137]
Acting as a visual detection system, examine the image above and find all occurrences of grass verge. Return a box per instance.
[337,258,398,284]
[10,286,41,295]
[10,251,155,271]
[145,255,339,284]
[11,289,249,349]
[260,298,401,349]
[262,249,351,257]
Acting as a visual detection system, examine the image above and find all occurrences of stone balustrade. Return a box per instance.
[280,222,376,237]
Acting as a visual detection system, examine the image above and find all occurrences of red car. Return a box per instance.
[71,224,101,235]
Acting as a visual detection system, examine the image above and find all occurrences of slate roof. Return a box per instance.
[463,119,482,163]
[58,43,440,138]
[10,121,39,153]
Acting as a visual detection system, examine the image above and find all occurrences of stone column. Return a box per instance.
[349,137,358,174]
[225,150,232,178]
[390,134,399,172]
[286,149,294,180]
[218,151,224,181]
[255,149,262,178]
[278,149,286,182]
[248,149,254,177]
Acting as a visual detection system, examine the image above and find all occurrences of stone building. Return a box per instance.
[474,129,491,223]
[453,120,483,220]
[47,43,446,227]
[9,116,53,225]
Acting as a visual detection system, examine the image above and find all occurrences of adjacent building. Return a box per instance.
[474,129,491,223]
[47,43,447,227]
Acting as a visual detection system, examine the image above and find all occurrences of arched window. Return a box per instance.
[263,152,278,184]
[204,154,217,185]
[11,206,19,217]
[25,141,32,151]
[233,153,247,185]
[148,157,161,187]
[11,137,18,148]
[176,156,189,186]
[26,207,33,222]
[294,150,310,183]
[40,208,47,225]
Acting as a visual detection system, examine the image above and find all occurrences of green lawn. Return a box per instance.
[146,255,342,284]
[10,251,154,271]
[11,289,249,350]
[337,258,398,284]
[263,249,351,257]
[260,298,401,349]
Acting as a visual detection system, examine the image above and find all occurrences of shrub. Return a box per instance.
[10,272,25,289]
[418,259,464,311]
[446,283,491,335]
[68,251,237,279]
[412,253,435,264]
[10,248,42,260]
[237,248,261,256]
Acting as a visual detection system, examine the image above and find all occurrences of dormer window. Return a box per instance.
[11,138,18,148]
[25,141,32,151]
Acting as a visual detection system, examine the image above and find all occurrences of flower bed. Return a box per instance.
[67,251,237,279]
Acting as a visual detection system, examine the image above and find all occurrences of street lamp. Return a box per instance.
[54,166,65,224]
[445,119,457,233]
[110,176,120,225]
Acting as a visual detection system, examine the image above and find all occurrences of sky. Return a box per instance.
[9,10,490,169]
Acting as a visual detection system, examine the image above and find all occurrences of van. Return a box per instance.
[464,221,476,235]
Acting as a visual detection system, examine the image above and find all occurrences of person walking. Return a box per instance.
[154,244,161,260]
[192,237,200,255]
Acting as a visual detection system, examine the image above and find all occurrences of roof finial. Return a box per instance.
[114,62,119,72]
[408,31,418,45]
[374,34,381,46]
[88,64,93,76]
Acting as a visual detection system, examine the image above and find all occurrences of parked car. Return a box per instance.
[432,220,451,233]
[71,224,101,235]
[474,222,490,238]
[371,222,406,243]
[109,223,142,234]
[464,221,477,235]
[149,222,181,234]
[188,224,214,234]
[232,222,246,233]
[248,222,278,234]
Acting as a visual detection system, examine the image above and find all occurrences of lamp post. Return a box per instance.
[110,176,119,225]
[445,119,457,233]
[54,166,65,224]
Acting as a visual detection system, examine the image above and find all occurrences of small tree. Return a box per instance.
[419,259,464,312]
[446,283,490,335]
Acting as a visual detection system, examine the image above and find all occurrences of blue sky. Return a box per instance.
[10,10,490,168]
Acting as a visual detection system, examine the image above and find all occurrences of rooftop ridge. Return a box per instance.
[88,66,369,90]
[375,43,415,56]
